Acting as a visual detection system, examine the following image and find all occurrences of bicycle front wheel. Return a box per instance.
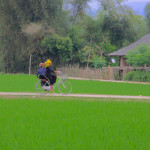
[36,80,50,94]
[58,81,72,95]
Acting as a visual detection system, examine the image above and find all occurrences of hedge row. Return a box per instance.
[123,71,150,82]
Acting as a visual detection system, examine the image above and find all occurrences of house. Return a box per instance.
[108,34,150,67]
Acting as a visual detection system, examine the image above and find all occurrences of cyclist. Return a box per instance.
[36,63,46,79]
[36,63,46,86]
[45,59,59,92]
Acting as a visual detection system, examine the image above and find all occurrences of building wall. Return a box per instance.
[119,56,128,67]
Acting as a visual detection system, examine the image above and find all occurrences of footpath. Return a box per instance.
[0,92,150,100]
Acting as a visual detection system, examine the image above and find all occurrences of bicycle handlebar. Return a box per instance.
[57,71,62,76]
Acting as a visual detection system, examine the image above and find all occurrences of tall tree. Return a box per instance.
[98,0,147,48]
[70,0,90,24]
[145,3,150,32]
[67,26,85,63]
[0,0,64,73]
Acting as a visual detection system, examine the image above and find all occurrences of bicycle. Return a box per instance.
[35,72,72,95]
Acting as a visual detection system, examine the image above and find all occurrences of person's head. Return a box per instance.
[45,59,52,67]
[39,63,45,68]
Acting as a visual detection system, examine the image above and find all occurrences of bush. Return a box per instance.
[123,70,150,82]
[91,57,107,69]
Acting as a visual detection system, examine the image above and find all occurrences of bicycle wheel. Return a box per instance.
[58,81,72,95]
[36,80,50,94]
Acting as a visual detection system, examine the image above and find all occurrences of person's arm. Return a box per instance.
[54,71,59,74]
[48,67,55,73]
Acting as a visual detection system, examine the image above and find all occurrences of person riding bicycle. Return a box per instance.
[36,63,47,86]
[45,59,59,92]
[36,63,46,79]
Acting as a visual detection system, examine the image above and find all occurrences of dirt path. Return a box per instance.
[0,92,150,100]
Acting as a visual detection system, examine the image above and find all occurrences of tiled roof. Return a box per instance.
[109,34,150,56]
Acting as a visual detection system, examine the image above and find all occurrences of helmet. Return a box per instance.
[45,59,52,67]
[39,63,45,67]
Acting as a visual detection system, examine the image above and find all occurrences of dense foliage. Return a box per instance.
[126,44,150,67]
[145,3,150,32]
[123,71,150,82]
[0,0,149,73]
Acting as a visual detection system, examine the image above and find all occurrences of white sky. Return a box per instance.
[126,0,150,2]
[88,0,150,10]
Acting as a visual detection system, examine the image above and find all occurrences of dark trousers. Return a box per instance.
[47,75,57,85]
[39,75,46,86]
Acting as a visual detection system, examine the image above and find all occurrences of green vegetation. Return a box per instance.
[0,74,150,96]
[126,44,150,67]
[0,0,149,73]
[145,3,150,31]
[0,97,150,150]
[91,57,107,68]
[123,71,150,82]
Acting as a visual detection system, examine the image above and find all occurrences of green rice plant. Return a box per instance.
[0,97,150,150]
[0,74,150,96]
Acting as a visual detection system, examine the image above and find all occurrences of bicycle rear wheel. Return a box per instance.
[36,80,50,94]
[58,81,72,95]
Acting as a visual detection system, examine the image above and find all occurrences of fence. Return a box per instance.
[57,66,150,80]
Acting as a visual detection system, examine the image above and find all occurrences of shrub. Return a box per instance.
[91,57,107,69]
[123,70,150,82]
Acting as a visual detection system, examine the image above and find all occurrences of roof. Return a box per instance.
[108,34,150,56]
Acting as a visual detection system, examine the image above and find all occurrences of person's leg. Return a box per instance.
[50,75,57,92]
[39,75,46,86]
[48,76,54,92]
[50,84,54,92]
[52,75,57,84]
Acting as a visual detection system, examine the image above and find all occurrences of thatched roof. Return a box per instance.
[109,34,150,56]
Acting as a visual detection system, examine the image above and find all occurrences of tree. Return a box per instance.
[126,44,150,67]
[95,40,117,65]
[0,0,64,72]
[41,34,73,66]
[98,0,148,48]
[145,3,150,31]
[102,15,137,48]
[128,13,148,39]
[67,26,85,63]
[79,15,103,69]
[78,46,94,66]
[69,0,89,24]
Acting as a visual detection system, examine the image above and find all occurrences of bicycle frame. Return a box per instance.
[36,72,72,94]
[53,76,66,90]
[39,73,66,90]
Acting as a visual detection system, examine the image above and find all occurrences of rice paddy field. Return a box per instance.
[0,74,150,150]
[0,74,150,96]
[0,96,150,150]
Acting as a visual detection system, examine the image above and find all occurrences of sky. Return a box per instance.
[88,0,150,16]
[126,0,150,2]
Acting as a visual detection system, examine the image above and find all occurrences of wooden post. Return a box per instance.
[108,65,110,80]
[29,54,32,75]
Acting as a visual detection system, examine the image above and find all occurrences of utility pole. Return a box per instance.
[29,54,32,75]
